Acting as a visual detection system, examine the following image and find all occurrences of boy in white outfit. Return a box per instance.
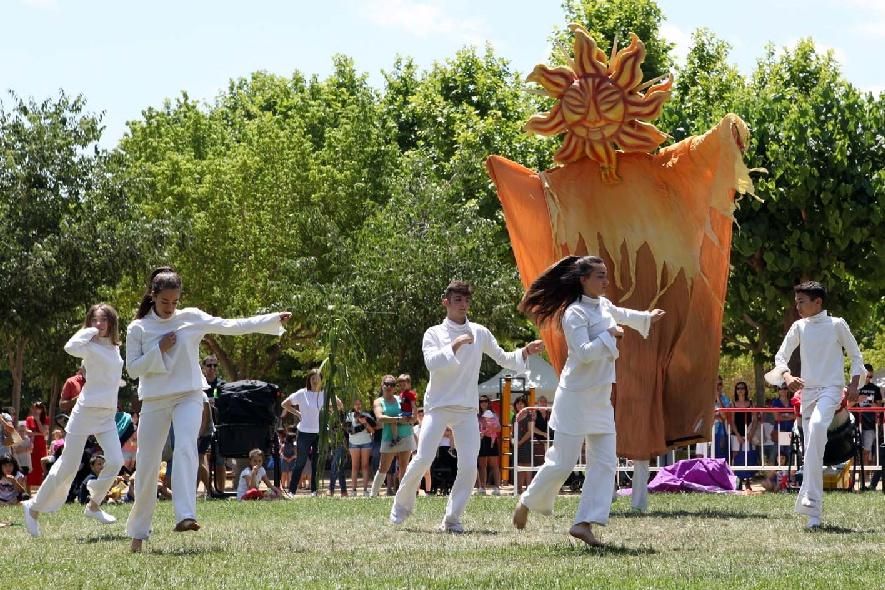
[772,281,863,529]
[390,280,544,533]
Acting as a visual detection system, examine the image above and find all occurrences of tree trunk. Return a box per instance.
[7,338,26,419]
[48,374,60,429]
[753,360,766,405]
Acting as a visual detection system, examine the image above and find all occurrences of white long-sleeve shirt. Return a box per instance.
[63,327,123,409]
[126,308,283,400]
[550,296,652,435]
[773,310,864,389]
[422,318,525,413]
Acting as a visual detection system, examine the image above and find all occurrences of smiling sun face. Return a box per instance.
[525,24,673,183]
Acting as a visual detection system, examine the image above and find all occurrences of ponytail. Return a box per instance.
[517,255,604,328]
[136,266,182,319]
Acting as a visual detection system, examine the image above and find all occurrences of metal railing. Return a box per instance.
[511,405,885,495]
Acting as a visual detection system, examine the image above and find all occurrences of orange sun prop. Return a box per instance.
[487,27,757,459]
[526,24,672,183]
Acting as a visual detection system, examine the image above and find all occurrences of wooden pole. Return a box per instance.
[500,376,512,485]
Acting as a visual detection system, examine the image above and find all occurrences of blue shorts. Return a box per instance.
[349,441,373,450]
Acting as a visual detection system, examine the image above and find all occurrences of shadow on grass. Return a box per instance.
[618,509,770,520]
[77,533,131,544]
[147,545,229,556]
[396,526,500,536]
[555,541,657,556]
[811,524,881,535]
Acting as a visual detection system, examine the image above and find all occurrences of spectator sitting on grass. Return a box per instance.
[237,449,281,501]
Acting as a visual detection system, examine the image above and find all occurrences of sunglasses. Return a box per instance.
[204,364,218,368]
[383,382,396,387]
[479,399,490,403]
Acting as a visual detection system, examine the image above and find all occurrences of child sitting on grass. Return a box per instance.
[0,457,27,505]
[237,449,282,501]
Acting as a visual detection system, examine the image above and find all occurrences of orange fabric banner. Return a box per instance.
[487,115,755,458]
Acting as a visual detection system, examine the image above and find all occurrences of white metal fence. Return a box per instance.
[510,405,884,495]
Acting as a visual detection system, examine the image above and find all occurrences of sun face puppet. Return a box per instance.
[487,25,756,459]
[526,24,672,183]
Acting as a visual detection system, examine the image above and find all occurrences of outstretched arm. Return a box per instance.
[200,310,289,337]
[607,305,664,338]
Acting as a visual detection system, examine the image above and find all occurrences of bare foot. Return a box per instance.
[173,518,201,532]
[512,503,529,530]
[130,538,143,553]
[568,522,602,547]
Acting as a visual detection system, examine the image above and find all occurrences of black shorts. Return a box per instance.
[478,436,499,457]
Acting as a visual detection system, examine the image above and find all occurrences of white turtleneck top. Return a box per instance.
[773,310,864,389]
[422,317,525,413]
[550,295,652,435]
[126,308,283,400]
[63,327,124,409]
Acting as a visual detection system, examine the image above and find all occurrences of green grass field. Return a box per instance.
[3,491,883,589]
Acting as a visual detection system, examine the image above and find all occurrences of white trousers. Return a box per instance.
[30,427,123,513]
[391,407,480,526]
[631,460,650,511]
[519,430,617,526]
[126,392,203,540]
[796,386,841,519]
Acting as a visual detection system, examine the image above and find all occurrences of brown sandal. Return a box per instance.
[173,518,201,532]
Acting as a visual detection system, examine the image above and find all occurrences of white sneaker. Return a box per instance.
[805,516,821,530]
[23,500,41,537]
[83,506,116,524]
[438,521,465,534]
[491,487,501,496]
[475,488,486,496]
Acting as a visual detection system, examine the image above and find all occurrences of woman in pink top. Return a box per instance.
[476,396,502,495]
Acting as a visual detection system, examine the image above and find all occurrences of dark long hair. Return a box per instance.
[136,267,182,319]
[517,255,604,328]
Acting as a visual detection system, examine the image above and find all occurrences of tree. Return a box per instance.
[723,41,885,395]
[116,59,401,387]
[658,28,746,143]
[0,91,153,415]
[342,153,534,391]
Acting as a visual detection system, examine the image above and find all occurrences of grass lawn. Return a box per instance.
[3,491,883,589]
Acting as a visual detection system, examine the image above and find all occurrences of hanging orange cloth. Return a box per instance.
[488,114,755,459]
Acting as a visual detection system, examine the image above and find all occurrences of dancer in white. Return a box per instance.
[390,280,544,533]
[512,256,664,546]
[771,281,863,529]
[126,267,290,552]
[23,304,125,537]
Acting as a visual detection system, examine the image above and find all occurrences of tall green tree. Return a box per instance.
[0,92,153,415]
[117,59,401,387]
[724,40,885,393]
